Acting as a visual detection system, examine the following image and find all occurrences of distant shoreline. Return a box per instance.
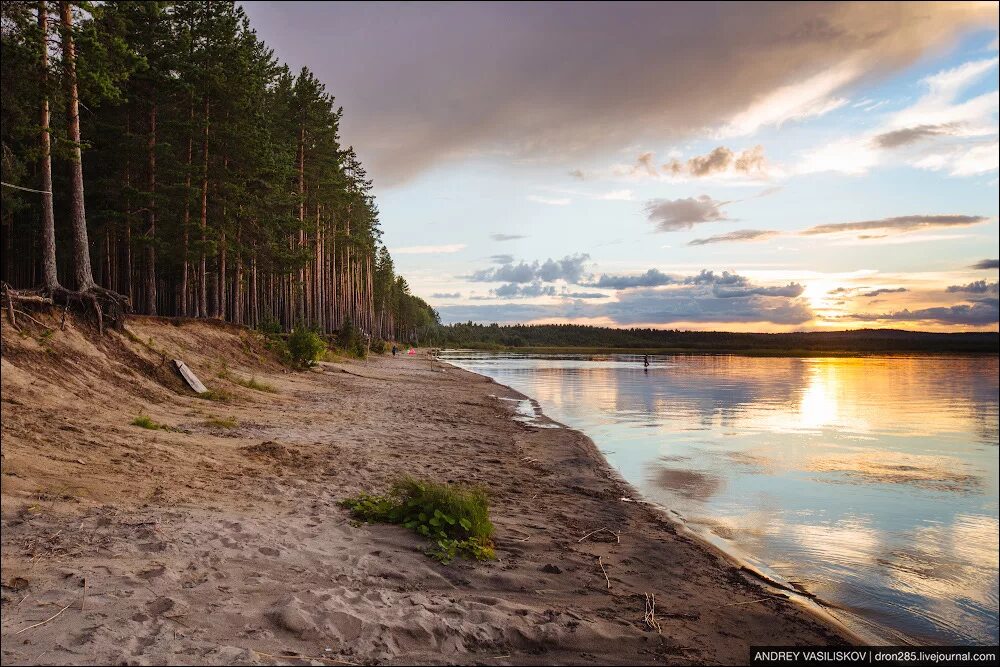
[435,324,999,355]
[440,344,1000,357]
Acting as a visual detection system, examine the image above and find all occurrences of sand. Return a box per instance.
[1,315,853,665]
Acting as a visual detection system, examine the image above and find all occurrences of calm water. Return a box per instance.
[438,351,999,645]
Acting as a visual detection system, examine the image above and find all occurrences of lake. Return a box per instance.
[437,350,999,645]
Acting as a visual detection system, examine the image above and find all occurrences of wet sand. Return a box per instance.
[1,317,854,664]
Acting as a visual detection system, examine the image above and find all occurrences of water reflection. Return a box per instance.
[439,351,999,645]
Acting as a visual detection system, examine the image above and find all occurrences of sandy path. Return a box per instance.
[1,318,852,665]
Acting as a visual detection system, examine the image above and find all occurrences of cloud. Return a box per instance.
[688,146,736,176]
[591,268,676,289]
[713,283,804,298]
[801,214,988,236]
[469,253,591,284]
[441,267,816,324]
[689,229,779,246]
[568,169,586,180]
[243,3,997,184]
[971,259,1000,270]
[437,285,814,325]
[947,281,999,294]
[630,145,770,180]
[561,291,607,300]
[861,287,908,297]
[392,243,466,254]
[490,233,527,241]
[646,195,729,232]
[431,292,461,299]
[527,195,571,206]
[493,281,556,298]
[683,269,748,286]
[853,302,999,326]
[489,254,515,264]
[799,56,999,177]
[873,123,958,148]
[604,287,813,325]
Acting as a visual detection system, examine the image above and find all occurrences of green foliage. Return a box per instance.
[1,0,442,347]
[337,316,358,350]
[132,414,165,430]
[371,339,388,354]
[288,327,327,367]
[340,476,496,564]
[256,317,284,336]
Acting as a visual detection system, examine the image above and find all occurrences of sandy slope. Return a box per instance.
[0,316,852,665]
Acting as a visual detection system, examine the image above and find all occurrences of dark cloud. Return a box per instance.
[469,254,591,284]
[431,292,461,299]
[568,169,586,180]
[489,254,515,264]
[861,287,908,297]
[590,268,676,289]
[494,281,556,298]
[946,281,999,294]
[646,196,729,232]
[873,123,958,149]
[971,259,1000,270]
[242,3,997,185]
[603,287,813,325]
[683,270,747,286]
[852,302,999,326]
[561,291,608,300]
[689,229,779,246]
[490,234,527,242]
[438,268,814,325]
[713,283,804,298]
[801,214,988,236]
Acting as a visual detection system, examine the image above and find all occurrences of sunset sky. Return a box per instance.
[243,1,999,331]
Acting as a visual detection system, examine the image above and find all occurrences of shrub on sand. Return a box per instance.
[340,476,495,563]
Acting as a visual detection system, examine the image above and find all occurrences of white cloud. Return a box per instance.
[797,57,999,177]
[717,64,857,138]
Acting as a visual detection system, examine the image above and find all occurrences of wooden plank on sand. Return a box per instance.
[174,359,208,394]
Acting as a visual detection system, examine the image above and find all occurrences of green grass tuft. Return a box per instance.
[204,416,238,429]
[132,414,165,430]
[340,476,496,563]
[234,375,277,393]
[196,389,232,402]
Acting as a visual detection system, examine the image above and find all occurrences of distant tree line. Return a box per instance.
[1,1,437,342]
[432,322,999,354]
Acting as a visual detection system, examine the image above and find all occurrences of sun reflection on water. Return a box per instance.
[439,351,1000,645]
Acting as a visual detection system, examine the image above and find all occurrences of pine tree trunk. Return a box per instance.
[180,96,193,316]
[198,95,210,317]
[218,230,226,319]
[145,99,157,314]
[60,1,95,290]
[38,1,59,291]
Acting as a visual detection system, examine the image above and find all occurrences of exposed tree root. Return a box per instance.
[1,282,130,334]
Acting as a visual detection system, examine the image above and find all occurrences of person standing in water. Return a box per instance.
[643,354,650,369]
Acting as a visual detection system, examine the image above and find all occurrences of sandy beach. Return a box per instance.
[1,316,853,665]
